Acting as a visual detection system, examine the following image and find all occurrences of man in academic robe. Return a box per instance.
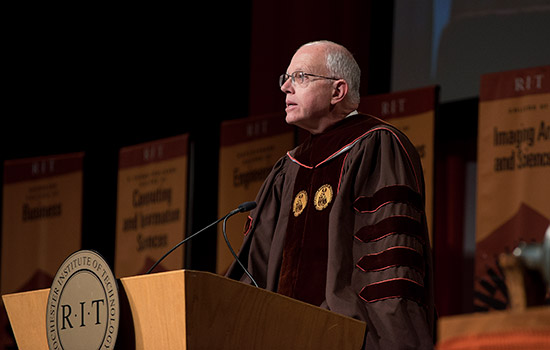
[227,40,435,349]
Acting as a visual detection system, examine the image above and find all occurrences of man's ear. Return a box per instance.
[331,79,348,105]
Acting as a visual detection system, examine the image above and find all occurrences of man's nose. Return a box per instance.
[280,78,293,93]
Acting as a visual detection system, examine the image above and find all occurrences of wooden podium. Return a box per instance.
[2,270,366,349]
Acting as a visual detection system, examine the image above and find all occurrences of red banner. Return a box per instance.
[475,66,550,310]
[115,134,189,278]
[2,152,84,293]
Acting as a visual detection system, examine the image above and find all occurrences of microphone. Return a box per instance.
[145,201,258,277]
[235,201,257,213]
[222,202,259,287]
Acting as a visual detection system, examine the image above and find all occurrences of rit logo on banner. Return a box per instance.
[515,74,544,92]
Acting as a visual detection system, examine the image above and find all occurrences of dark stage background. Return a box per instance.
[2,1,392,276]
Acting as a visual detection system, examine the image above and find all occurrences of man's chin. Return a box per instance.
[285,113,300,126]
[284,115,293,125]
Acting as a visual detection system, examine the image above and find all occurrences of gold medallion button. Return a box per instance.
[314,184,333,211]
[293,190,308,217]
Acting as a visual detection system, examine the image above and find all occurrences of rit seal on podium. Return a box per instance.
[46,250,120,350]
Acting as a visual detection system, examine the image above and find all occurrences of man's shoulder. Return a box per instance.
[342,113,412,146]
[355,113,398,132]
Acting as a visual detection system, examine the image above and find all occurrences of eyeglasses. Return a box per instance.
[279,71,338,87]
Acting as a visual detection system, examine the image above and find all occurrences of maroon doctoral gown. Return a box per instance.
[227,113,435,349]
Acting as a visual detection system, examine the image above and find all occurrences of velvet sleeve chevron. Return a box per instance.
[352,183,430,305]
[353,185,427,305]
[323,125,435,349]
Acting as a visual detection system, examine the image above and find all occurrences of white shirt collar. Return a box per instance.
[345,110,359,118]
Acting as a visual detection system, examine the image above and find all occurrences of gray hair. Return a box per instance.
[302,40,361,105]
